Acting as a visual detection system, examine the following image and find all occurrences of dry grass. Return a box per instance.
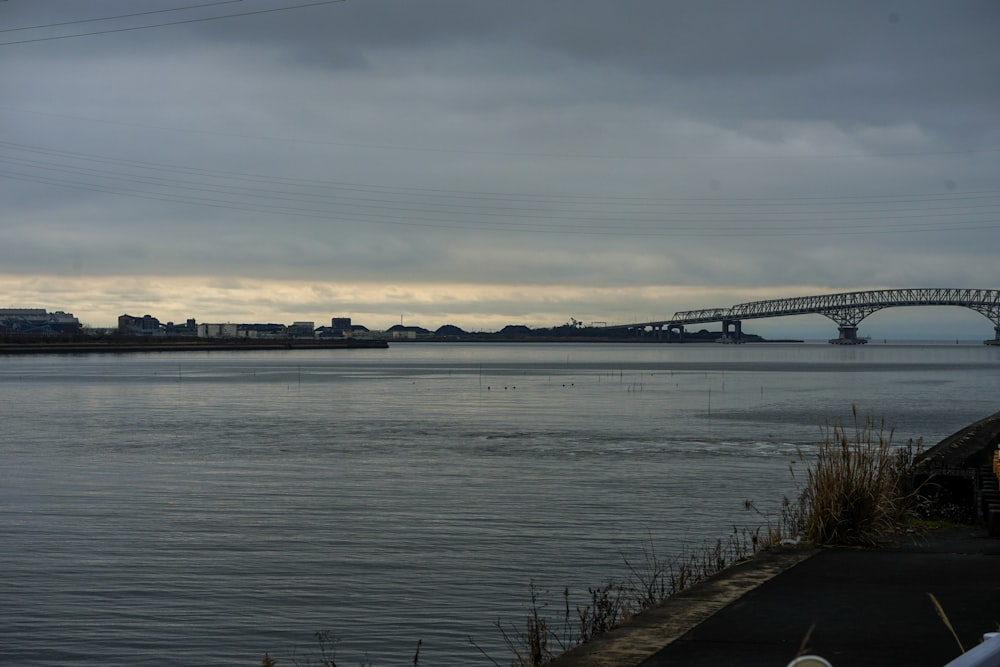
[499,408,924,665]
[798,408,918,546]
[494,583,571,667]
[929,592,966,654]
[264,630,413,667]
[498,528,765,666]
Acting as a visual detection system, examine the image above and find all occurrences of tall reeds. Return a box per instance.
[799,407,917,546]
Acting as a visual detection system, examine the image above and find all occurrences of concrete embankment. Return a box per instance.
[548,414,1000,667]
[913,409,1000,535]
[545,546,819,667]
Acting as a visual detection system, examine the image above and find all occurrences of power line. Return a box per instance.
[1,141,997,238]
[2,104,996,162]
[0,0,348,46]
[5,165,997,237]
[2,139,997,207]
[0,1,245,33]
[2,151,997,224]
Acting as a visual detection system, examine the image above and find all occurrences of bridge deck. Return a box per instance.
[610,288,1000,342]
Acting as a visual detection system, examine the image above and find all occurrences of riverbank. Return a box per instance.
[545,525,998,667]
[547,412,1000,667]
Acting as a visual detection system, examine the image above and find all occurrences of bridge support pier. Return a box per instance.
[720,319,743,344]
[667,324,685,342]
[829,326,868,345]
[985,326,1000,346]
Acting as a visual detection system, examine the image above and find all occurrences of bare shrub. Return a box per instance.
[497,583,575,667]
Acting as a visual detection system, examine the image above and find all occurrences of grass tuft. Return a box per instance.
[499,529,765,666]
[929,592,966,655]
[798,407,919,546]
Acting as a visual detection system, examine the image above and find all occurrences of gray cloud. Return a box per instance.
[0,0,998,334]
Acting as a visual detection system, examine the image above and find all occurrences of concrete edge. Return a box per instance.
[544,546,821,667]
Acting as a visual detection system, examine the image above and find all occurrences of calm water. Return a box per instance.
[3,342,999,666]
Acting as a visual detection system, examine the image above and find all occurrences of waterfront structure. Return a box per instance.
[614,288,1000,344]
[331,317,353,338]
[118,313,163,336]
[118,314,197,337]
[166,319,198,336]
[0,308,81,336]
[289,321,316,339]
[239,323,288,339]
[386,324,433,339]
[197,322,303,339]
[197,323,240,338]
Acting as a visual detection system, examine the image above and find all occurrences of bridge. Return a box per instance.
[614,288,1000,345]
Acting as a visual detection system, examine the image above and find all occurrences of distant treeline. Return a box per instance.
[393,322,777,343]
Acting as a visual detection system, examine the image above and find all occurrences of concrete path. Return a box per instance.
[549,527,1000,667]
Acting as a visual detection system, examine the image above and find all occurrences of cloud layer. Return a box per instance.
[2,1,998,337]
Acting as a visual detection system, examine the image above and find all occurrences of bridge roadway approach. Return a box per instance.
[613,288,1000,345]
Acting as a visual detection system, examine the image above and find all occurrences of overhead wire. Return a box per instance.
[1,140,996,207]
[0,141,997,237]
[1,153,995,229]
[0,0,348,46]
[2,105,997,163]
[6,165,998,237]
[0,1,245,33]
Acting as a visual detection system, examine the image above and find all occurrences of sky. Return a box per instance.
[1,0,998,339]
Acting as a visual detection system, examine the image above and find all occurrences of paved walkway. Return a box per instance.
[548,527,1000,667]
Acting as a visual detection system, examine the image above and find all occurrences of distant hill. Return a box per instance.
[386,324,432,335]
[498,325,532,337]
[435,324,467,337]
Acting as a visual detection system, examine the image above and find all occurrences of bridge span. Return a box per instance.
[615,288,1000,344]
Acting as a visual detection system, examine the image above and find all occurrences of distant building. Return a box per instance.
[118,314,198,337]
[238,323,287,339]
[197,323,293,339]
[118,313,163,336]
[386,324,432,340]
[289,321,316,339]
[198,323,239,338]
[317,317,356,339]
[165,319,198,337]
[0,308,81,336]
[331,317,353,338]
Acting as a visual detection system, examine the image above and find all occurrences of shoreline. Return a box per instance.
[0,336,801,355]
[0,338,388,355]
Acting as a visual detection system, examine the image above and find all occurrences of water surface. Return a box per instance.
[3,342,998,665]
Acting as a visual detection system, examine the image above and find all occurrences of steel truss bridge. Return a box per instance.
[616,288,1000,345]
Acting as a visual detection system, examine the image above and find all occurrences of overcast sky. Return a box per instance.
[2,0,998,338]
